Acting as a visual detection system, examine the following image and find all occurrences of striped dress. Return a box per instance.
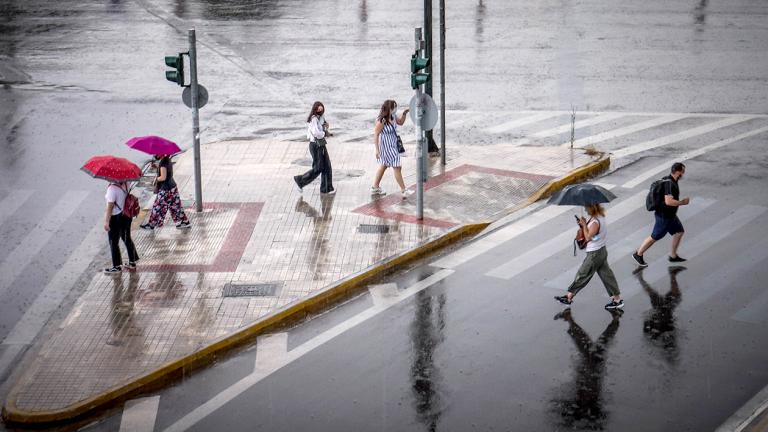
[377,120,400,167]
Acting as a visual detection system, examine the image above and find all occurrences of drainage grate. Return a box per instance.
[223,283,280,298]
[358,224,390,234]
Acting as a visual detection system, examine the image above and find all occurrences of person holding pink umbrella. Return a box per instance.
[124,136,191,231]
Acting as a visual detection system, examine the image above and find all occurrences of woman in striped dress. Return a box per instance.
[371,100,411,199]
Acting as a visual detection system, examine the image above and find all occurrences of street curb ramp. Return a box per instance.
[1,152,610,426]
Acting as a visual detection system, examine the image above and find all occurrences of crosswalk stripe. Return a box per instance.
[567,114,688,148]
[621,125,768,189]
[485,190,647,280]
[732,287,768,325]
[0,190,90,298]
[679,237,768,313]
[2,222,104,346]
[621,205,767,299]
[120,396,161,432]
[0,189,33,227]
[531,112,625,139]
[545,198,715,290]
[485,112,561,134]
[611,116,754,159]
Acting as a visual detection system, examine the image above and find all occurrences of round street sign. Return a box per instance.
[408,93,438,131]
[182,84,209,109]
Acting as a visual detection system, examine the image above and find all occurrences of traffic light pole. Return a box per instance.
[414,28,425,221]
[189,29,203,213]
[423,0,439,155]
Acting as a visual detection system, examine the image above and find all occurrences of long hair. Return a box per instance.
[377,100,395,123]
[307,101,325,123]
[586,203,605,217]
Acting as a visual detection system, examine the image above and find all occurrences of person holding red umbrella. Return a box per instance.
[81,156,141,273]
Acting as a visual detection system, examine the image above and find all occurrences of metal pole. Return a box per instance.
[439,0,446,165]
[189,29,203,212]
[423,0,439,154]
[415,28,425,221]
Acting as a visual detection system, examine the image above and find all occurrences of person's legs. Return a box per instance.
[119,215,139,263]
[320,147,333,193]
[108,215,122,267]
[596,248,621,301]
[372,165,387,188]
[296,142,322,188]
[669,217,685,258]
[566,252,598,299]
[637,236,656,256]
[148,190,171,227]
[392,166,406,191]
[167,188,189,224]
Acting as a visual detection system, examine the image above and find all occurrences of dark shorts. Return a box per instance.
[651,214,685,240]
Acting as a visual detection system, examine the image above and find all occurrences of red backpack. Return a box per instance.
[112,184,140,219]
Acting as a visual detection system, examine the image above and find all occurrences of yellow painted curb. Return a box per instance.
[2,151,610,426]
[2,223,488,426]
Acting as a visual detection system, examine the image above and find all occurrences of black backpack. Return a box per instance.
[645,178,668,212]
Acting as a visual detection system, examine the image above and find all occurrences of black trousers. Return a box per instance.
[108,214,139,267]
[296,141,333,193]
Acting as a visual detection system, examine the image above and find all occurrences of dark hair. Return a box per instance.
[377,100,394,123]
[671,162,686,173]
[307,101,325,123]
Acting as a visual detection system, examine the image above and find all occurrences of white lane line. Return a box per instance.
[0,190,90,298]
[732,288,768,325]
[486,112,561,134]
[622,125,768,189]
[2,223,104,346]
[544,198,715,290]
[254,333,289,373]
[567,114,688,149]
[611,116,754,159]
[679,237,768,313]
[0,189,33,228]
[368,283,400,306]
[163,269,454,432]
[485,190,647,280]
[622,205,767,299]
[531,112,625,139]
[715,378,768,432]
[120,396,161,432]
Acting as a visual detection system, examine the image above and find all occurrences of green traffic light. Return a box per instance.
[164,54,185,86]
[411,73,430,90]
[410,54,430,73]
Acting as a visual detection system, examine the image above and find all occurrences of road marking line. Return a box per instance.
[611,116,754,159]
[622,125,768,189]
[0,190,90,298]
[163,269,454,432]
[486,112,561,134]
[567,114,688,148]
[485,190,647,280]
[120,396,161,432]
[2,223,105,346]
[732,288,768,325]
[0,189,33,228]
[678,237,768,313]
[544,198,715,290]
[368,283,400,306]
[254,333,289,373]
[531,112,625,139]
[715,378,768,432]
[622,205,767,299]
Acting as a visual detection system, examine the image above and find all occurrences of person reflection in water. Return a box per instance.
[635,267,684,365]
[410,290,447,432]
[551,308,623,430]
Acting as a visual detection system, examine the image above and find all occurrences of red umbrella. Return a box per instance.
[125,135,181,156]
[81,156,142,182]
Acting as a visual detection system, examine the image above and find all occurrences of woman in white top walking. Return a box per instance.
[555,203,624,310]
[371,100,411,199]
[294,101,335,194]
[104,181,139,273]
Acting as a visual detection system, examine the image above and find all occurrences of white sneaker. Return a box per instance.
[401,189,414,199]
[371,186,386,195]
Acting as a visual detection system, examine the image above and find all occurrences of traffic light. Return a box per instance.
[164,53,186,86]
[410,52,430,90]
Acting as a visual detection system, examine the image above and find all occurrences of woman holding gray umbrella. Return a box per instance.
[550,184,624,310]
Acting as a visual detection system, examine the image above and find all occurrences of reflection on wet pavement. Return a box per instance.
[636,266,684,366]
[410,289,447,432]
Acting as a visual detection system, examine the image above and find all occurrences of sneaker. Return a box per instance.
[632,252,647,267]
[605,299,625,310]
[554,295,573,305]
[103,266,121,274]
[668,255,687,263]
[401,189,414,199]
[176,221,191,229]
[293,176,303,194]
[140,223,154,231]
[371,186,385,195]
[125,261,137,270]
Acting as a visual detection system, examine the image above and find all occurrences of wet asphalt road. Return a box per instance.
[81,134,768,431]
[1,0,768,429]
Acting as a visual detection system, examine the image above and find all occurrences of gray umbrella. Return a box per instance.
[547,183,617,206]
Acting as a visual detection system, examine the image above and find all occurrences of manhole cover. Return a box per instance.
[358,224,390,234]
[223,283,280,297]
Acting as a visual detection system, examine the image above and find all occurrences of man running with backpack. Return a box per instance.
[632,162,691,267]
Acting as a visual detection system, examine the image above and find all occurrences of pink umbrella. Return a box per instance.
[125,135,181,156]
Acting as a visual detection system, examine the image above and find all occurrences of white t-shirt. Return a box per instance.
[306,115,326,142]
[585,216,607,252]
[105,183,127,216]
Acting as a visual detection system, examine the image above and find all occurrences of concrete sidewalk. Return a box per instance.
[2,138,606,425]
